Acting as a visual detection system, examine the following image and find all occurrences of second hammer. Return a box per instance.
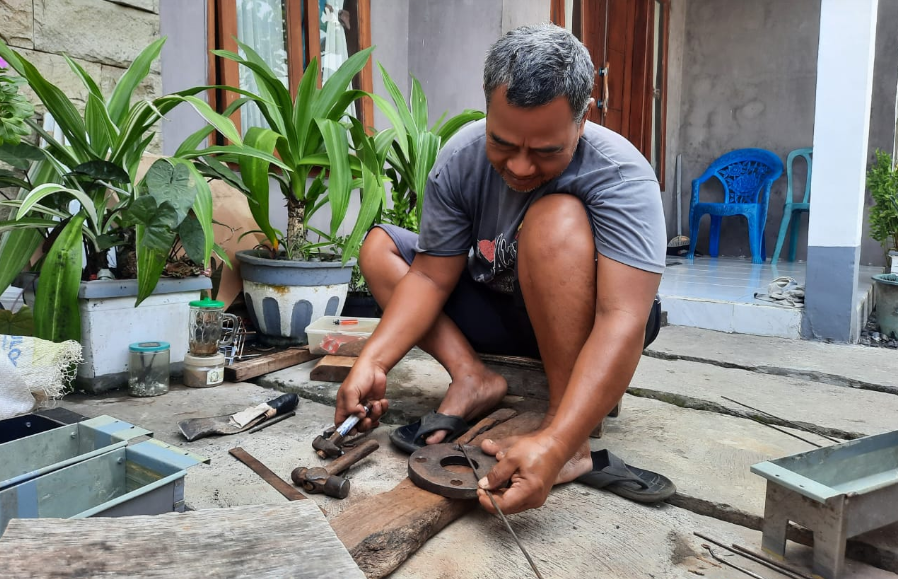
[292,438,379,499]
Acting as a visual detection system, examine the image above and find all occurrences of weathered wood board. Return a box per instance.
[310,355,356,382]
[330,410,543,578]
[224,347,320,382]
[0,502,363,579]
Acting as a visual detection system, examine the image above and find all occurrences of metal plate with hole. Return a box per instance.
[407,443,498,499]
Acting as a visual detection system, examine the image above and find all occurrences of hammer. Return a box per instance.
[292,438,379,499]
[312,403,371,458]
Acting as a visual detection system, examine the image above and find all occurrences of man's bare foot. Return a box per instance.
[424,365,508,445]
[481,435,594,483]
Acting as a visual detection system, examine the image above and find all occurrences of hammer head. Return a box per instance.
[312,433,345,458]
[291,466,350,499]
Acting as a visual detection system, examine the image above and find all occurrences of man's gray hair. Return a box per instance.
[483,23,595,123]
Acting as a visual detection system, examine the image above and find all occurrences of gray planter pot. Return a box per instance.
[236,250,356,345]
[873,273,898,339]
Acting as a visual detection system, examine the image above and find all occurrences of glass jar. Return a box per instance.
[128,341,170,397]
[188,297,238,356]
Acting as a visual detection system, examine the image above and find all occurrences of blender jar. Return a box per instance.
[188,297,237,356]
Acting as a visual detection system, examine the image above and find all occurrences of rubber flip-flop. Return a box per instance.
[389,410,470,454]
[575,449,676,504]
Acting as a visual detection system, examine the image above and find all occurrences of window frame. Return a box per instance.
[207,0,374,141]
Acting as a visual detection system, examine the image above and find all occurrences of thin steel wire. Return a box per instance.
[458,444,544,579]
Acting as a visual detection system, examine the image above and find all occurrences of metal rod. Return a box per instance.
[701,544,768,579]
[730,543,815,579]
[696,532,807,579]
[719,397,823,448]
[459,445,543,579]
[720,396,841,444]
[246,411,295,434]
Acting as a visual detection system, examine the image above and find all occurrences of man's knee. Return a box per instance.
[520,194,593,261]
[358,227,398,274]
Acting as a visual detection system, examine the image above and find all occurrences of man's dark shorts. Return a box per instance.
[375,224,661,359]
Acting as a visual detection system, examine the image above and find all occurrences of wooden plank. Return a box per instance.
[224,347,320,382]
[330,411,543,578]
[305,0,322,86]
[357,0,374,130]
[285,0,305,98]
[310,355,356,383]
[0,502,364,579]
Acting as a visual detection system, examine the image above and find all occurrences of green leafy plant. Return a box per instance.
[0,61,34,145]
[188,41,388,262]
[867,149,898,254]
[375,64,484,232]
[0,39,235,343]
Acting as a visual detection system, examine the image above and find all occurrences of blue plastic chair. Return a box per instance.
[771,148,812,264]
[687,148,784,264]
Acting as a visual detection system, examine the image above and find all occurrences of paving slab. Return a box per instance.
[629,355,898,439]
[647,326,897,393]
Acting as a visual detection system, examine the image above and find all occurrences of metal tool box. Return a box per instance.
[752,430,898,579]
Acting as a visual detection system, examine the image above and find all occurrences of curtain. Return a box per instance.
[236,0,289,135]
[320,1,349,85]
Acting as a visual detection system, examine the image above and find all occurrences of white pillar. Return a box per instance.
[804,0,879,342]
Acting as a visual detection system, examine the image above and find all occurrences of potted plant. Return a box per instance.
[188,42,389,345]
[867,149,898,338]
[340,66,485,318]
[0,39,235,391]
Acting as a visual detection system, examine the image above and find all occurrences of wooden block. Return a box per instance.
[0,502,364,578]
[330,410,541,579]
[310,355,356,382]
[224,347,320,382]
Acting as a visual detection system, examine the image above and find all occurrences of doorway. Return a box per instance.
[552,0,670,184]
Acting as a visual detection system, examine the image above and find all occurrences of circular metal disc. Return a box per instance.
[407,443,498,499]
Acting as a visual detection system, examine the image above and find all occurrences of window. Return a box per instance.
[207,0,373,138]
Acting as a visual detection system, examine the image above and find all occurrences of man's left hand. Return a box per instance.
[477,434,569,515]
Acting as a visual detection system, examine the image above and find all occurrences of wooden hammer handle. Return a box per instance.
[327,439,380,475]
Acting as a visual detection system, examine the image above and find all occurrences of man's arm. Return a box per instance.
[481,253,661,513]
[335,253,468,430]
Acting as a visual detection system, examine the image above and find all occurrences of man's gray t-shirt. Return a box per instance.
[415,119,666,292]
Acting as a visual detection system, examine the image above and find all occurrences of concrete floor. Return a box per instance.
[56,326,898,578]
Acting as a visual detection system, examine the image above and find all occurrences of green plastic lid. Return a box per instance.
[129,341,170,352]
[189,296,225,308]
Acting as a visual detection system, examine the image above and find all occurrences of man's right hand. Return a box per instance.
[335,358,389,432]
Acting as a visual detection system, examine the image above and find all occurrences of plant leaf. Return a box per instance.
[126,196,180,246]
[178,214,206,265]
[106,37,165,125]
[175,159,214,267]
[343,164,385,262]
[0,305,34,336]
[158,95,244,146]
[313,48,374,120]
[0,217,59,233]
[316,119,352,238]
[0,142,44,170]
[34,214,84,343]
[67,160,130,184]
[413,132,440,225]
[410,76,428,132]
[143,158,196,224]
[238,126,281,248]
[174,97,250,156]
[17,183,100,231]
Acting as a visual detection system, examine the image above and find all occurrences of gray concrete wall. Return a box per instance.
[159,0,209,156]
[370,0,410,131]
[675,0,820,262]
[662,0,688,238]
[865,0,898,265]
[407,0,502,121]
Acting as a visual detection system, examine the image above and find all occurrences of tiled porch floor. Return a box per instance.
[659,256,882,340]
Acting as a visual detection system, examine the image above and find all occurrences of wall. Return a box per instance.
[672,0,898,266]
[675,0,820,262]
[1,0,162,144]
[865,0,898,264]
[661,0,688,237]
[159,0,209,156]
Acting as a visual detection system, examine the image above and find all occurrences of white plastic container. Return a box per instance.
[306,316,380,356]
